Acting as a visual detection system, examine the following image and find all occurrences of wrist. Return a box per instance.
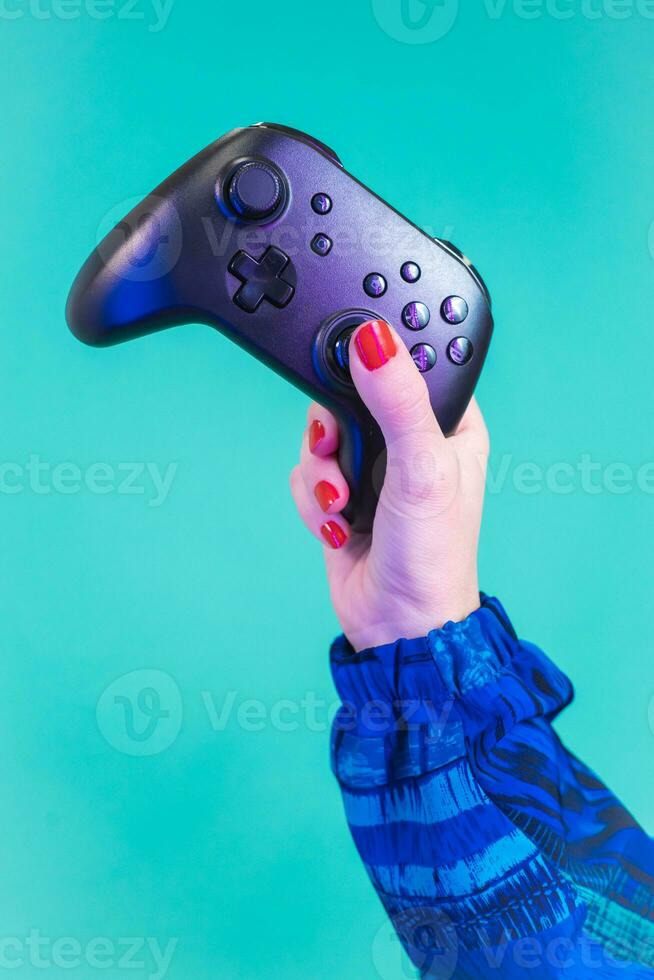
[346,585,481,653]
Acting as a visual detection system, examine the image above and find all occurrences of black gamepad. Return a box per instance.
[66,123,493,532]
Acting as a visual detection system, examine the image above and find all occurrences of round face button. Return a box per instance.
[227,162,284,220]
[402,302,430,330]
[363,273,387,298]
[311,234,332,256]
[441,296,468,324]
[447,337,473,365]
[401,262,421,283]
[410,343,437,373]
[311,193,332,215]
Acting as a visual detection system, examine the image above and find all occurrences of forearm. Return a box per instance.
[330,595,654,978]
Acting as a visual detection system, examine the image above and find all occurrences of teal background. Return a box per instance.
[1,0,653,976]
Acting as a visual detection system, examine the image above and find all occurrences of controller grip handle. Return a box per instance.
[334,406,387,535]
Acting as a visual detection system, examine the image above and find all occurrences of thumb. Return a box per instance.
[348,319,452,519]
[349,319,443,445]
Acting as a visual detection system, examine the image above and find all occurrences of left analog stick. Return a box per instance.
[227,161,284,220]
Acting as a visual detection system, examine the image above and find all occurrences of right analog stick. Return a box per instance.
[322,311,379,386]
[333,329,353,376]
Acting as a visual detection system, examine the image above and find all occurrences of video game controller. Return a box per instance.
[66,122,494,533]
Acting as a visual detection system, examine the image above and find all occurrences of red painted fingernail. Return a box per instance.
[314,481,340,512]
[320,521,347,549]
[309,420,325,453]
[354,320,397,371]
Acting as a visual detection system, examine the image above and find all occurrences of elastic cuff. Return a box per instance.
[330,595,573,789]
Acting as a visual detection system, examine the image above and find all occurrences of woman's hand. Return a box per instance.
[290,319,489,652]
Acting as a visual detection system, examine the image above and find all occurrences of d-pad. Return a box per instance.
[228,246,295,313]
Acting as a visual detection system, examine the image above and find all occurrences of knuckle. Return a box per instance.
[383,381,433,431]
[383,439,460,515]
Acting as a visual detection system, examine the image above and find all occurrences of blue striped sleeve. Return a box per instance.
[329,595,654,978]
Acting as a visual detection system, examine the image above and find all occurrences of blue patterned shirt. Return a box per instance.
[330,595,654,978]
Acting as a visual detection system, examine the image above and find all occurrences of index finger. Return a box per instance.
[306,402,340,457]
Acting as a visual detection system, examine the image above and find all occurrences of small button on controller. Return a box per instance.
[401,262,421,283]
[441,296,468,324]
[410,343,437,372]
[227,161,284,221]
[311,193,332,214]
[363,273,387,298]
[402,302,430,330]
[447,337,473,365]
[311,234,332,256]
